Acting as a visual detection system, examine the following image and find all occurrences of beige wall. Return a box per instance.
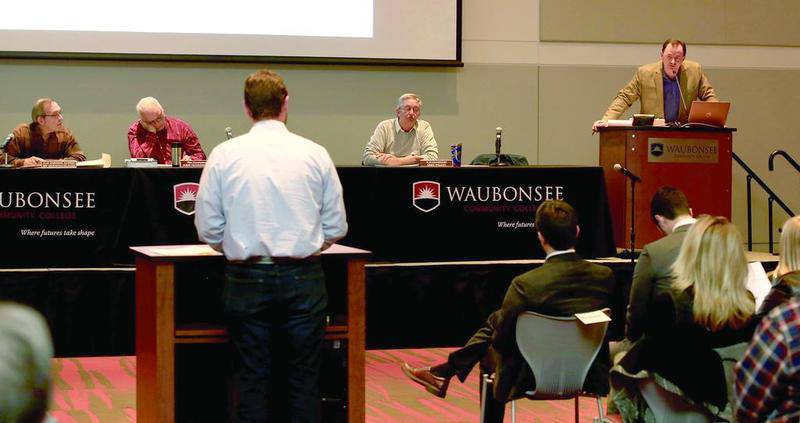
[541,0,800,47]
[0,0,797,250]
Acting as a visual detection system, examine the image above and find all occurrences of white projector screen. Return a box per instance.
[0,0,461,65]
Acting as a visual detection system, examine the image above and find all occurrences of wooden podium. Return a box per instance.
[131,244,370,423]
[598,126,734,249]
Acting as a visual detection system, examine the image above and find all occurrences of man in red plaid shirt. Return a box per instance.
[735,298,800,422]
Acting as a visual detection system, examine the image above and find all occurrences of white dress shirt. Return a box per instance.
[195,119,348,261]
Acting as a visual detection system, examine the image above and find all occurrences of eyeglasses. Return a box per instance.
[663,55,685,63]
[401,106,420,113]
[42,112,62,118]
[142,113,165,126]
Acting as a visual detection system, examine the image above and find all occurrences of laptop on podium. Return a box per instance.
[687,101,731,127]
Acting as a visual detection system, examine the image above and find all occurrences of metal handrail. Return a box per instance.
[768,150,800,173]
[732,152,794,253]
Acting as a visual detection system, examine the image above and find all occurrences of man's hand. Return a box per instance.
[592,120,608,134]
[375,152,395,164]
[399,154,424,165]
[376,153,424,166]
[20,156,43,168]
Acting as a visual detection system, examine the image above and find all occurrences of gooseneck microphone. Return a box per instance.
[490,126,508,166]
[225,127,233,140]
[495,127,502,157]
[613,163,642,182]
[1,133,13,168]
[0,133,12,150]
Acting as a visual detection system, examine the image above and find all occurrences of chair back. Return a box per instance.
[637,378,715,423]
[515,308,609,400]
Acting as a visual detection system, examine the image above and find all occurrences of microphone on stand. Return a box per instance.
[613,163,640,264]
[490,126,508,166]
[225,127,233,140]
[613,163,642,182]
[0,133,12,150]
[1,133,14,168]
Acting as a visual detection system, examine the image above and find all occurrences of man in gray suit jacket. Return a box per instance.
[625,186,695,341]
[401,200,616,423]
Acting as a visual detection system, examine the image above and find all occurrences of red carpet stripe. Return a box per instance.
[46,350,620,422]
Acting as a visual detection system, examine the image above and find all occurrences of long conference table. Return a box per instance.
[0,165,618,420]
[0,165,615,267]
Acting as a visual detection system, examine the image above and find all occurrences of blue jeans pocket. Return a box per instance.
[222,265,275,315]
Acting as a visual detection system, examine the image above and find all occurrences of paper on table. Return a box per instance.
[145,244,222,257]
[77,153,112,168]
[746,261,772,311]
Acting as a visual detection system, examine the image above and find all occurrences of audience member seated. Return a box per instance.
[758,215,800,315]
[734,298,800,422]
[6,98,86,168]
[362,93,438,166]
[625,186,695,344]
[399,199,616,423]
[0,302,54,423]
[607,186,695,415]
[610,216,757,421]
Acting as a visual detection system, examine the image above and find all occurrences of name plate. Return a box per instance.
[40,159,77,168]
[419,159,453,167]
[648,138,719,163]
[181,160,206,168]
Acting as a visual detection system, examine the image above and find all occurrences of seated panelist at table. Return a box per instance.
[592,38,718,132]
[127,97,206,164]
[362,93,439,166]
[5,98,86,168]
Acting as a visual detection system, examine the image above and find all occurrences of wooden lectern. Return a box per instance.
[131,244,370,423]
[598,126,734,249]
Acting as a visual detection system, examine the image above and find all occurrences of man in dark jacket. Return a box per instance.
[400,199,616,422]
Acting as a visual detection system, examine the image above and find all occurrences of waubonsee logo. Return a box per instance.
[412,181,440,213]
[173,183,199,215]
[650,142,664,157]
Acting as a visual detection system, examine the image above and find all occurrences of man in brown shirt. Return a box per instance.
[5,98,86,168]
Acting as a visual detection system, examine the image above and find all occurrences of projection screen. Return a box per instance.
[0,0,461,65]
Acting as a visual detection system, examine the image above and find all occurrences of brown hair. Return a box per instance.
[31,98,55,122]
[244,70,288,120]
[651,186,690,221]
[535,200,578,250]
[661,38,687,56]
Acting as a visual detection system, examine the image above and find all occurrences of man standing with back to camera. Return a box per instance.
[195,69,348,422]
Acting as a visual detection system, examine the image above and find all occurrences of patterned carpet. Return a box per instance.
[48,349,618,422]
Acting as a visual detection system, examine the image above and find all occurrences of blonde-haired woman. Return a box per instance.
[758,215,800,314]
[612,216,757,421]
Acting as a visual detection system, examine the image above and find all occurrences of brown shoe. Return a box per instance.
[400,362,450,398]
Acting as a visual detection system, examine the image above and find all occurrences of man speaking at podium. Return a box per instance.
[592,39,717,132]
[5,98,86,168]
[362,93,439,166]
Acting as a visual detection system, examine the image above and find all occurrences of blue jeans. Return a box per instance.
[223,261,327,423]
